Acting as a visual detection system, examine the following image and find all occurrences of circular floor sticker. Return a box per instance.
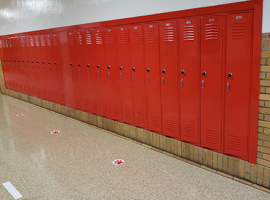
[112,159,124,165]
[16,114,24,117]
[51,130,60,134]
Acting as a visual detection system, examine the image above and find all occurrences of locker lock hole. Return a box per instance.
[78,63,81,67]
[70,63,72,66]
[162,69,166,74]
[228,72,233,79]
[97,65,100,68]
[107,66,110,69]
[119,66,123,70]
[181,70,185,75]
[202,71,207,77]
[132,67,135,72]
[87,64,90,68]
[147,68,150,73]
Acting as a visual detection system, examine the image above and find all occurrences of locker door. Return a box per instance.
[75,30,86,111]
[52,33,66,105]
[105,27,122,121]
[116,26,134,125]
[224,12,253,159]
[159,20,179,138]
[20,36,27,94]
[201,15,223,151]
[16,37,23,93]
[29,36,38,96]
[94,28,110,118]
[84,29,99,114]
[129,24,148,129]
[12,38,18,91]
[2,39,9,89]
[144,22,162,133]
[46,34,56,101]
[67,31,82,110]
[25,36,33,95]
[40,35,49,100]
[179,18,201,145]
[34,35,42,98]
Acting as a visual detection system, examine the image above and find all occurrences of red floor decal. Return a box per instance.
[51,130,60,134]
[112,159,124,165]
[16,114,24,117]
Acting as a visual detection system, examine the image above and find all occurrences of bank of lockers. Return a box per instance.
[0,11,255,162]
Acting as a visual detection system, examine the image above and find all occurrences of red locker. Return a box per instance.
[104,27,122,121]
[179,18,201,145]
[129,24,148,129]
[200,15,223,151]
[46,34,56,101]
[116,26,134,125]
[34,35,43,98]
[159,20,179,138]
[20,36,27,94]
[94,28,110,118]
[84,29,99,114]
[144,22,162,133]
[29,35,38,96]
[16,37,23,93]
[224,12,253,159]
[66,31,82,110]
[51,33,66,105]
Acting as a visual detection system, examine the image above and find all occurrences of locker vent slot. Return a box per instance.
[163,27,174,42]
[30,37,35,47]
[35,38,40,46]
[132,31,141,44]
[85,33,92,45]
[228,135,242,151]
[95,32,102,45]
[205,24,218,40]
[136,112,145,124]
[112,106,120,118]
[183,25,195,41]
[106,32,113,45]
[102,104,109,115]
[231,22,246,39]
[40,37,46,47]
[165,120,176,133]
[118,31,128,44]
[204,129,218,143]
[124,109,133,121]
[151,116,160,128]
[184,124,195,137]
[52,36,59,46]
[76,34,83,45]
[46,37,52,46]
[146,29,157,43]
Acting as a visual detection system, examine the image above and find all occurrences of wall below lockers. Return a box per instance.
[0,0,262,164]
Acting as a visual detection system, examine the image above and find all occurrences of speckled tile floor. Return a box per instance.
[0,94,270,200]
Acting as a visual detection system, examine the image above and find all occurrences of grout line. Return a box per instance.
[2,92,270,194]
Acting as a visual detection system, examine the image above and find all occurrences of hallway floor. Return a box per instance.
[0,93,269,200]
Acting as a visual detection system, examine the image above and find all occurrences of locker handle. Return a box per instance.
[108,72,110,77]
[147,76,149,82]
[120,73,122,79]
[162,77,164,85]
[202,80,205,89]
[227,82,230,92]
[132,74,135,81]
[181,78,183,87]
[79,69,81,74]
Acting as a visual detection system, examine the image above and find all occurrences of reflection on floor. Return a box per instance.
[0,94,269,199]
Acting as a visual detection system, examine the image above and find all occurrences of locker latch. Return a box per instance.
[120,73,122,79]
[162,77,165,85]
[146,76,149,82]
[227,82,230,92]
[79,69,81,74]
[132,74,135,81]
[97,71,99,76]
[202,80,205,89]
[108,72,110,77]
[181,78,183,87]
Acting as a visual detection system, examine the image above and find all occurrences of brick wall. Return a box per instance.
[258,33,270,168]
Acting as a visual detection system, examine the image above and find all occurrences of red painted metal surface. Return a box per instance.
[104,27,122,122]
[200,15,223,152]
[144,22,162,133]
[159,20,179,138]
[179,17,200,145]
[0,0,262,164]
[224,12,253,160]
[116,26,134,125]
[129,24,148,129]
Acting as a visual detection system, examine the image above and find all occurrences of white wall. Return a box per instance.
[0,0,268,36]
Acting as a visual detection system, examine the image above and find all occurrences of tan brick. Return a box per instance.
[177,140,182,157]
[263,153,270,161]
[257,165,264,185]
[260,87,266,93]
[257,158,270,168]
[190,144,194,161]
[267,73,270,80]
[194,146,198,162]
[203,149,208,166]
[265,115,270,121]
[208,151,212,168]
[263,167,270,188]
[239,159,245,179]
[260,100,265,106]
[262,33,268,39]
[233,159,239,176]
[259,133,270,141]
[185,143,190,159]
[223,155,228,173]
[181,142,186,158]
[264,128,270,134]
[198,147,203,164]
[258,127,264,133]
[261,58,267,64]
[212,151,218,169]
[257,152,263,159]
[258,139,263,146]
[260,94,270,100]
[245,162,251,181]
[259,114,264,120]
[264,141,270,148]
[263,40,270,51]
[262,51,270,57]
[265,101,270,107]
[228,157,233,175]
[260,80,270,86]
[251,164,257,183]
[268,59,270,66]
[259,120,270,128]
[258,146,270,154]
[261,73,266,79]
